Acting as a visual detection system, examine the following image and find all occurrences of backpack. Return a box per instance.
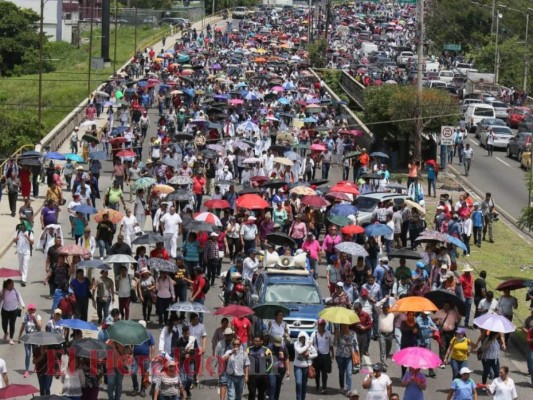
[58,295,75,316]
[383,266,396,289]
[202,277,210,294]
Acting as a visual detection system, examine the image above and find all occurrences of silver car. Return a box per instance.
[485,100,509,120]
[479,126,514,149]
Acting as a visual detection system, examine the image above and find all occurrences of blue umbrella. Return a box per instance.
[64,153,85,163]
[77,259,111,270]
[235,82,248,88]
[330,204,358,217]
[46,152,66,160]
[137,81,148,87]
[278,97,290,104]
[284,151,301,162]
[303,117,317,123]
[365,223,393,237]
[282,82,295,90]
[89,151,107,160]
[244,92,260,101]
[57,319,98,331]
[445,234,468,252]
[370,152,390,159]
[110,126,127,137]
[74,205,98,215]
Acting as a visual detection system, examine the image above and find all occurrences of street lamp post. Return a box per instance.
[494,9,501,84]
[38,0,45,136]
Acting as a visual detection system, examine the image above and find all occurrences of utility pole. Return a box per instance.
[134,5,138,54]
[414,0,424,162]
[494,9,500,84]
[307,0,312,42]
[88,0,95,96]
[38,0,44,136]
[323,0,331,63]
[113,0,118,73]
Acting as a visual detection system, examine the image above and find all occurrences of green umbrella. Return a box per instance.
[115,90,124,99]
[343,151,362,160]
[131,177,156,192]
[253,303,291,320]
[292,143,309,150]
[327,214,351,227]
[106,320,148,345]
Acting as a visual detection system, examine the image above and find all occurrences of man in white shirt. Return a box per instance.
[189,313,207,355]
[14,222,34,287]
[242,249,259,283]
[160,206,182,258]
[0,357,8,388]
[153,203,168,233]
[310,319,334,393]
[120,208,138,246]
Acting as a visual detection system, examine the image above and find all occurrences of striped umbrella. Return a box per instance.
[194,212,222,226]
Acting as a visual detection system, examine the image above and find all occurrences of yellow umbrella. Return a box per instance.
[256,48,267,54]
[273,157,294,166]
[154,57,163,62]
[319,307,359,325]
[290,186,316,196]
[404,199,426,215]
[170,90,183,95]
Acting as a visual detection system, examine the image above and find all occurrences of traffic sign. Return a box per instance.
[440,126,455,146]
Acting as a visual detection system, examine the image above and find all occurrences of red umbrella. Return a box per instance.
[0,384,39,398]
[330,183,359,195]
[204,199,231,209]
[236,194,270,210]
[310,143,326,151]
[338,129,364,137]
[58,244,91,257]
[301,195,330,208]
[250,176,269,185]
[116,150,136,157]
[213,304,254,318]
[341,225,365,235]
[0,268,20,278]
[325,191,353,201]
[109,137,127,145]
[496,279,533,291]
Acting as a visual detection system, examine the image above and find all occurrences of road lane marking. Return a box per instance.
[468,138,478,146]
[495,157,511,167]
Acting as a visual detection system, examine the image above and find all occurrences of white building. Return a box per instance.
[8,0,79,42]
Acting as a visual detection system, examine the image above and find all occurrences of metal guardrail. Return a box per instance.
[0,145,36,170]
[339,70,366,110]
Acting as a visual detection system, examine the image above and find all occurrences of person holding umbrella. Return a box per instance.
[400,367,427,400]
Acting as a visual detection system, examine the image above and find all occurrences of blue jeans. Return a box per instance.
[322,163,330,179]
[24,343,33,371]
[268,368,286,400]
[450,359,467,379]
[227,374,245,400]
[97,239,111,258]
[464,297,473,327]
[160,396,178,400]
[107,369,124,400]
[527,350,533,386]
[38,374,53,395]
[131,356,151,391]
[336,356,352,392]
[294,365,308,400]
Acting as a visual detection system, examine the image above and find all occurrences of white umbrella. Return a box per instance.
[105,254,137,264]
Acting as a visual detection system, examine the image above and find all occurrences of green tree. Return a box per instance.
[0,2,44,76]
[518,171,533,231]
[307,38,327,68]
[0,111,41,158]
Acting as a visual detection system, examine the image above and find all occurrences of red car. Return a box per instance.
[507,106,532,128]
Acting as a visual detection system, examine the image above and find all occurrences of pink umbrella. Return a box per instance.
[194,212,222,226]
[271,86,284,92]
[229,99,244,105]
[392,347,442,369]
[0,268,20,278]
[310,143,326,151]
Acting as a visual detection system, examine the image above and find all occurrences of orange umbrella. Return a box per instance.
[341,225,365,235]
[254,57,267,63]
[58,244,91,257]
[153,184,174,194]
[94,209,124,224]
[236,194,270,209]
[390,296,439,313]
[329,183,359,195]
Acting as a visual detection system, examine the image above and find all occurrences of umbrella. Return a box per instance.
[343,151,362,159]
[107,320,149,345]
[164,189,192,202]
[272,157,294,166]
[404,199,426,215]
[329,183,359,195]
[194,212,222,226]
[392,347,442,369]
[390,296,439,313]
[330,204,358,217]
[496,279,533,291]
[204,199,231,209]
[301,195,330,208]
[20,150,42,158]
[147,258,177,273]
[236,194,270,209]
[387,248,422,260]
[175,133,194,141]
[310,143,326,151]
[370,152,389,159]
[58,244,91,257]
[131,232,165,245]
[73,205,98,215]
[238,188,262,196]
[425,290,467,315]
[327,214,352,227]
[385,183,407,191]
[473,313,516,333]
[290,186,316,196]
[340,225,365,235]
[168,301,211,313]
[0,384,39,399]
[445,234,468,252]
[262,180,286,190]
[105,254,137,264]
[168,176,192,186]
[57,319,98,331]
[153,184,175,194]
[365,223,393,237]
[46,152,66,160]
[18,158,41,166]
[71,338,110,359]
[88,151,107,160]
[318,307,359,324]
[131,177,156,191]
[0,268,20,278]
[335,242,369,257]
[361,173,383,180]
[188,220,214,233]
[243,157,262,164]
[162,158,179,169]
[266,232,296,248]
[94,209,123,224]
[33,396,71,399]
[252,304,291,319]
[20,331,65,346]
[77,259,111,270]
[64,153,85,163]
[326,192,353,201]
[213,305,254,318]
[416,229,448,243]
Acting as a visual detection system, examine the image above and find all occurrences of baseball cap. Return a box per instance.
[210,232,219,237]
[416,261,425,268]
[223,328,234,335]
[379,255,389,262]
[347,389,359,398]
[28,304,36,311]
[138,320,147,328]
[460,367,473,374]
[273,336,283,346]
[336,281,344,287]
[360,288,369,296]
[318,318,326,325]
[54,308,62,315]
[456,327,466,335]
[372,363,383,371]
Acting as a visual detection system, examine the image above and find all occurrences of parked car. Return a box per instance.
[474,118,506,139]
[356,192,409,226]
[507,131,532,161]
[465,103,495,132]
[484,99,509,120]
[142,16,158,25]
[507,106,532,128]
[438,70,455,82]
[518,115,533,133]
[160,17,190,28]
[232,6,248,19]
[461,98,483,115]
[479,126,514,149]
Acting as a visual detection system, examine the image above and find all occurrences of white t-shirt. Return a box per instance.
[121,215,138,236]
[489,377,517,400]
[161,213,182,235]
[478,298,498,314]
[117,275,132,298]
[16,231,34,254]
[189,323,207,348]
[0,358,6,388]
[365,373,392,400]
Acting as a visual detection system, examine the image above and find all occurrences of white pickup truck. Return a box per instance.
[397,51,415,66]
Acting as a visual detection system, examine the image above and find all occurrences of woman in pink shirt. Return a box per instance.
[322,225,342,263]
[289,214,307,247]
[302,233,321,278]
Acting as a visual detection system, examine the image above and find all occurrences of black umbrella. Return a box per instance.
[270,145,288,153]
[71,338,110,359]
[262,179,286,189]
[21,332,65,346]
[33,396,71,400]
[387,248,423,260]
[18,158,42,166]
[266,232,296,248]
[132,232,165,245]
[264,93,277,100]
[201,149,218,159]
[361,173,383,180]
[425,290,467,315]
[164,189,192,202]
[175,133,194,141]
[20,151,42,158]
[162,157,178,169]
[238,188,263,195]
[309,179,329,186]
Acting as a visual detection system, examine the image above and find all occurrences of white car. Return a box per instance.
[232,7,248,19]
[479,126,514,149]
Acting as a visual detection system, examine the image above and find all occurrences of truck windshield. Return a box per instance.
[265,284,321,304]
